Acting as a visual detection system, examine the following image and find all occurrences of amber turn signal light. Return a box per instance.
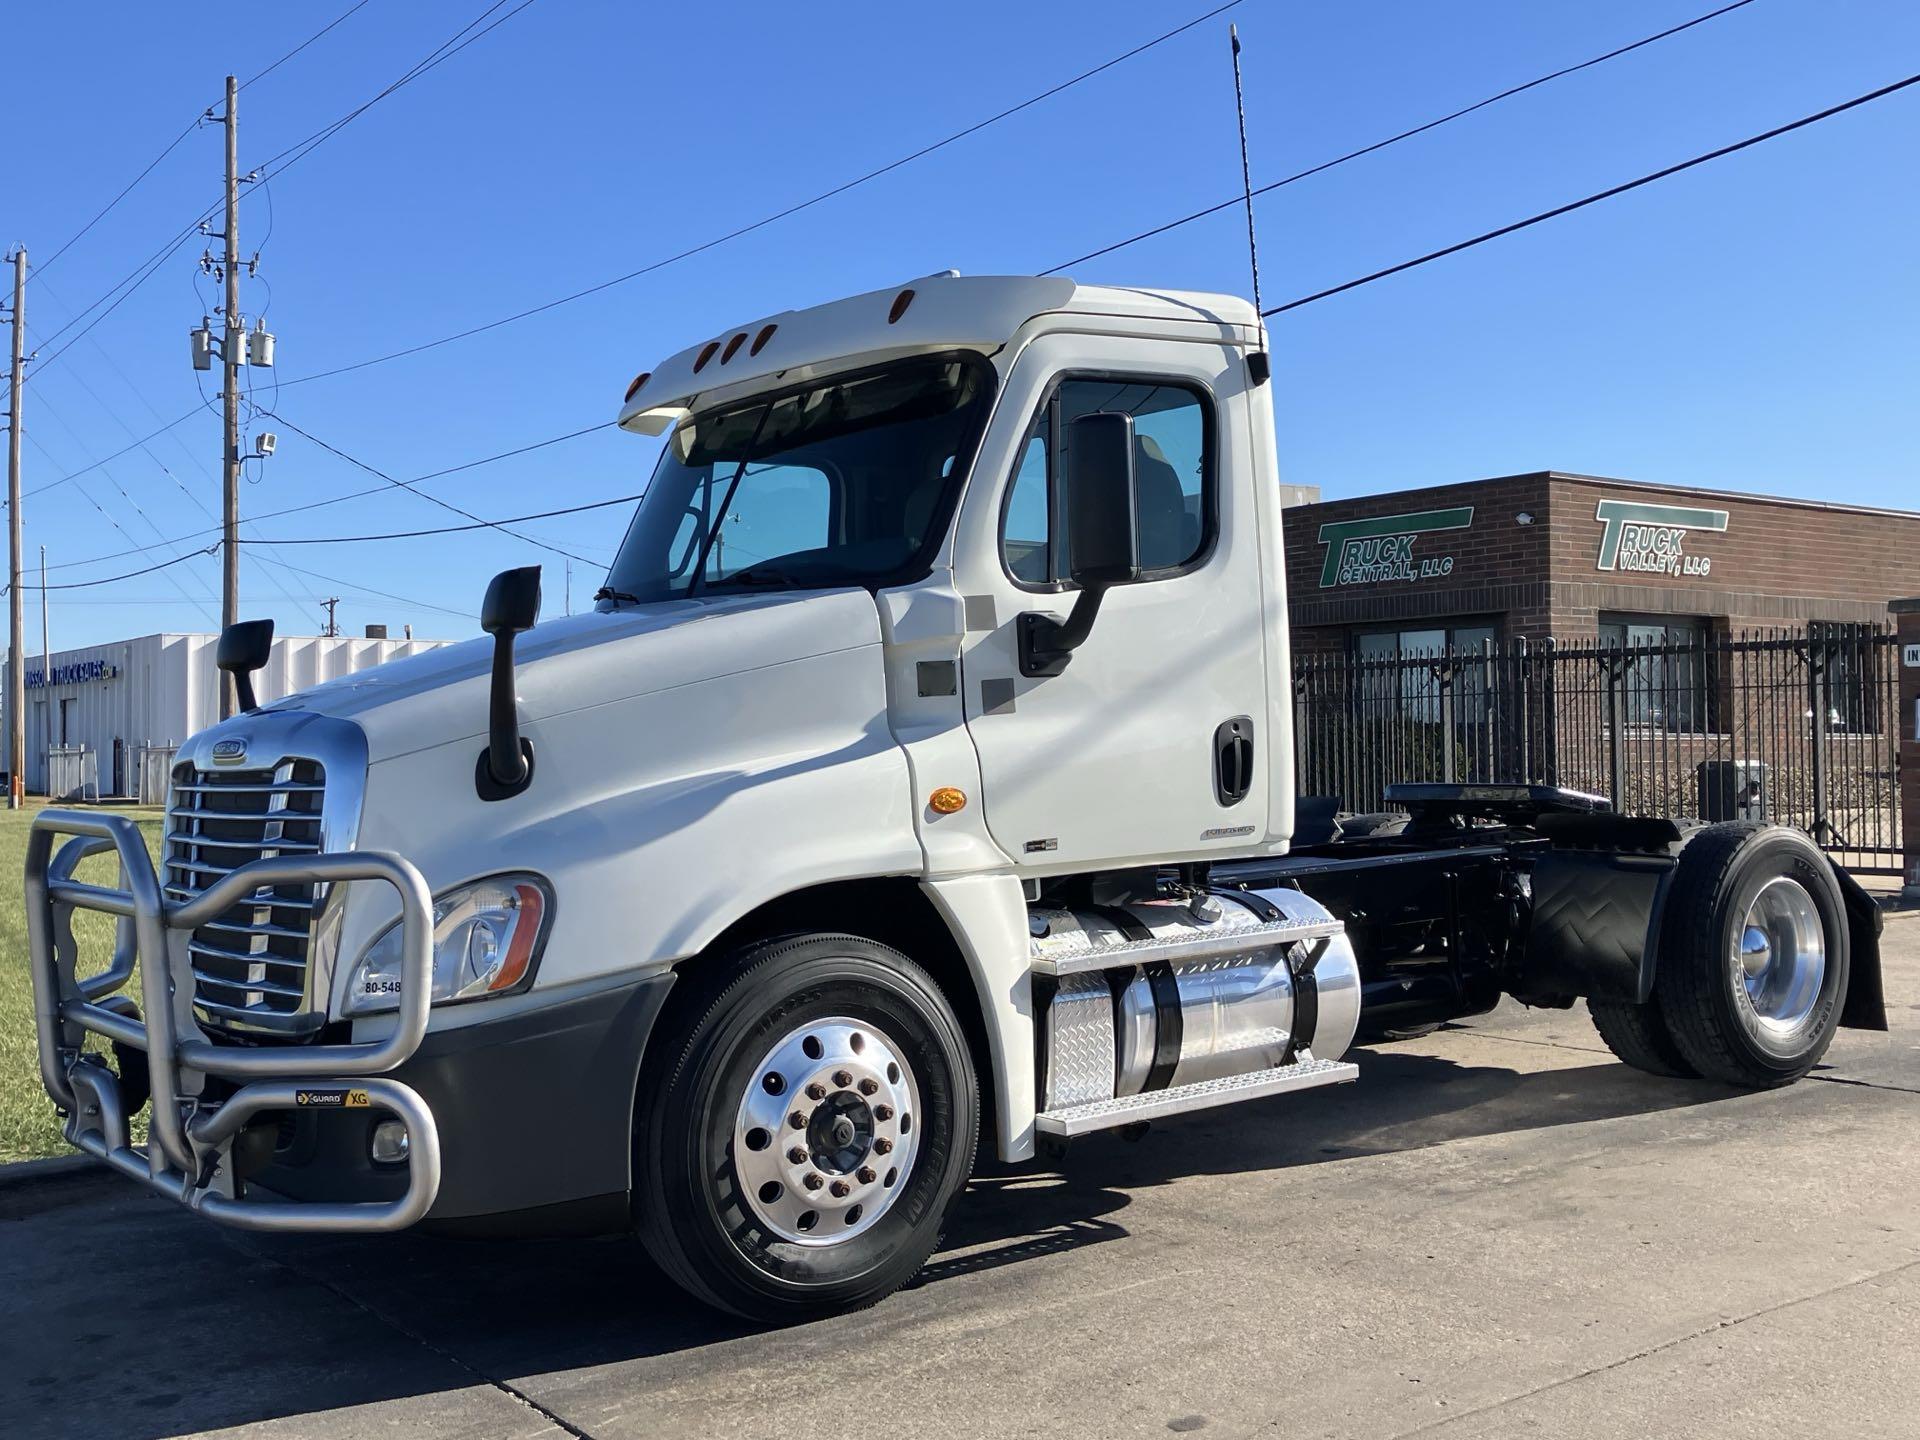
[928,787,967,815]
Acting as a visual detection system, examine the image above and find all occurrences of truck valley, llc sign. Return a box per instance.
[1594,499,1729,579]
[1316,506,1474,588]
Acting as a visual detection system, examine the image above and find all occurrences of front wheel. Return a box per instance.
[634,934,977,1322]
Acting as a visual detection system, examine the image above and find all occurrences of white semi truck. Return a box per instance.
[24,274,1885,1321]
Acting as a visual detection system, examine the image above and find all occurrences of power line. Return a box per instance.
[251,0,536,185]
[31,1,530,367]
[34,418,614,572]
[1262,69,1920,318]
[258,411,605,563]
[272,0,1247,389]
[239,0,377,91]
[248,491,641,546]
[1044,0,1764,273]
[18,403,207,500]
[35,0,378,277]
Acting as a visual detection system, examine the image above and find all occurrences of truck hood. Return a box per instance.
[261,588,884,763]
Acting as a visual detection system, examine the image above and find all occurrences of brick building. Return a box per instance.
[1284,470,1920,657]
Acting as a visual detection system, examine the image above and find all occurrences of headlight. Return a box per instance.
[344,874,551,1016]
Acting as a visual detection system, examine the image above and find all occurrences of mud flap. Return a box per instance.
[1832,862,1888,1031]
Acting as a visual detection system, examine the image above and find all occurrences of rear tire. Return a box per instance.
[1587,996,1697,1078]
[634,933,977,1322]
[1653,823,1849,1088]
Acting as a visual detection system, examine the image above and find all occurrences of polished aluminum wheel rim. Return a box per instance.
[1732,875,1826,1045]
[732,1017,920,1246]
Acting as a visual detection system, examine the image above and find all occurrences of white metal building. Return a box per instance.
[2,631,451,799]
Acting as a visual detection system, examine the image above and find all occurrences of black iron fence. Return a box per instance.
[1293,627,1904,873]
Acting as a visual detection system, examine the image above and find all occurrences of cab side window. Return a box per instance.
[998,378,1211,586]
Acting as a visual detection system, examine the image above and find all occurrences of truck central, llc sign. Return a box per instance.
[1594,499,1729,579]
[1315,506,1475,588]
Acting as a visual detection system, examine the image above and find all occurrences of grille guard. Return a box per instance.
[23,808,441,1233]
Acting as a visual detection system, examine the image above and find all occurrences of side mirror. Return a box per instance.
[216,618,275,713]
[1063,411,1139,587]
[1019,412,1136,677]
[477,565,541,799]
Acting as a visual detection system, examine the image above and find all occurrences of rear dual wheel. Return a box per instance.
[635,934,976,1322]
[1590,823,1848,1088]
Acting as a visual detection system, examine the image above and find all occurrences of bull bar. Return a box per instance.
[22,808,441,1233]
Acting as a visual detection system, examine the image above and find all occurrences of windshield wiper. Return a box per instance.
[593,586,643,604]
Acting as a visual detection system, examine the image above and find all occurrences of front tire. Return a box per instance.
[635,933,977,1322]
[1654,823,1849,1088]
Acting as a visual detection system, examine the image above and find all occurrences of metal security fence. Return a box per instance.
[45,745,101,803]
[1293,627,1904,873]
[136,742,179,806]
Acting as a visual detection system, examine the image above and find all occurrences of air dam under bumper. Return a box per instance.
[260,973,673,1230]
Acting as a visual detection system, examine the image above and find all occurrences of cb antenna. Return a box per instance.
[1229,23,1264,316]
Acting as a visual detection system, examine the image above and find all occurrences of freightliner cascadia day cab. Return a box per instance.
[24,274,1886,1321]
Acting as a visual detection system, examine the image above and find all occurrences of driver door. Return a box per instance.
[953,331,1271,871]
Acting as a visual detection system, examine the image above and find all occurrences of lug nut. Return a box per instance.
[803,1172,824,1191]
[830,1179,851,1198]
[806,1082,827,1101]
[873,1104,894,1122]
[858,1077,878,1096]
[788,1110,807,1129]
[788,1146,809,1165]
[857,1166,877,1184]
[874,1137,893,1155]
[832,1070,853,1089]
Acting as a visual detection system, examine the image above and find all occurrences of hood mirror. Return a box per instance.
[477,565,541,801]
[217,618,275,714]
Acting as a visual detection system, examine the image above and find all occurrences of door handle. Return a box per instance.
[1214,717,1254,806]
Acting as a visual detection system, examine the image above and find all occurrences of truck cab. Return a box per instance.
[23,273,1882,1322]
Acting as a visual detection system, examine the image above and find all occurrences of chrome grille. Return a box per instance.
[167,758,327,1036]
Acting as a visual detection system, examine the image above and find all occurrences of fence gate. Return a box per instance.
[45,745,101,803]
[136,742,179,806]
[1293,627,1904,875]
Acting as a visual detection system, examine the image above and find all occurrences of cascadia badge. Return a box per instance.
[211,739,247,767]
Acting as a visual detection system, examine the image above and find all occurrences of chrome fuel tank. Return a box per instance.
[1032,888,1361,1111]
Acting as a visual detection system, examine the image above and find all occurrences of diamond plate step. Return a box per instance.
[1034,1057,1359,1137]
[1030,916,1342,978]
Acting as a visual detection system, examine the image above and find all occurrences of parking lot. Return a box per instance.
[3,904,1914,1440]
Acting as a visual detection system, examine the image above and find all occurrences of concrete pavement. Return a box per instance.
[3,910,1915,1440]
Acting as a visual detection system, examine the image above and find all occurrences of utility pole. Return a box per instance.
[6,248,25,809]
[320,597,340,638]
[565,557,573,616]
[219,74,241,718]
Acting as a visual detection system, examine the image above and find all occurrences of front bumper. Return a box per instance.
[24,808,440,1234]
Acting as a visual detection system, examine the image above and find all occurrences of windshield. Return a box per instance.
[601,353,994,602]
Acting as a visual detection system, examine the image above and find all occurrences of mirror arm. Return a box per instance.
[1018,583,1108,678]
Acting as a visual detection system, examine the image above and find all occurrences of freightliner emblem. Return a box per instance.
[211,739,247,767]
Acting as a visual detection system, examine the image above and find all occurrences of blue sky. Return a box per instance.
[8,0,1917,647]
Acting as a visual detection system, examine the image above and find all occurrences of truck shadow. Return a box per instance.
[5,1048,1742,1440]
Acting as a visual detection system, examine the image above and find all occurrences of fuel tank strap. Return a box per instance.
[1229,888,1320,1061]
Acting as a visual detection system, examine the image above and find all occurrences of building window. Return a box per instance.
[1598,614,1713,732]
[999,377,1212,587]
[1809,621,1884,734]
[1351,622,1498,722]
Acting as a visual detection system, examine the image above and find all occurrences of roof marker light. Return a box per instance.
[720,331,747,364]
[887,288,915,324]
[749,323,777,356]
[693,340,721,373]
[623,370,652,403]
